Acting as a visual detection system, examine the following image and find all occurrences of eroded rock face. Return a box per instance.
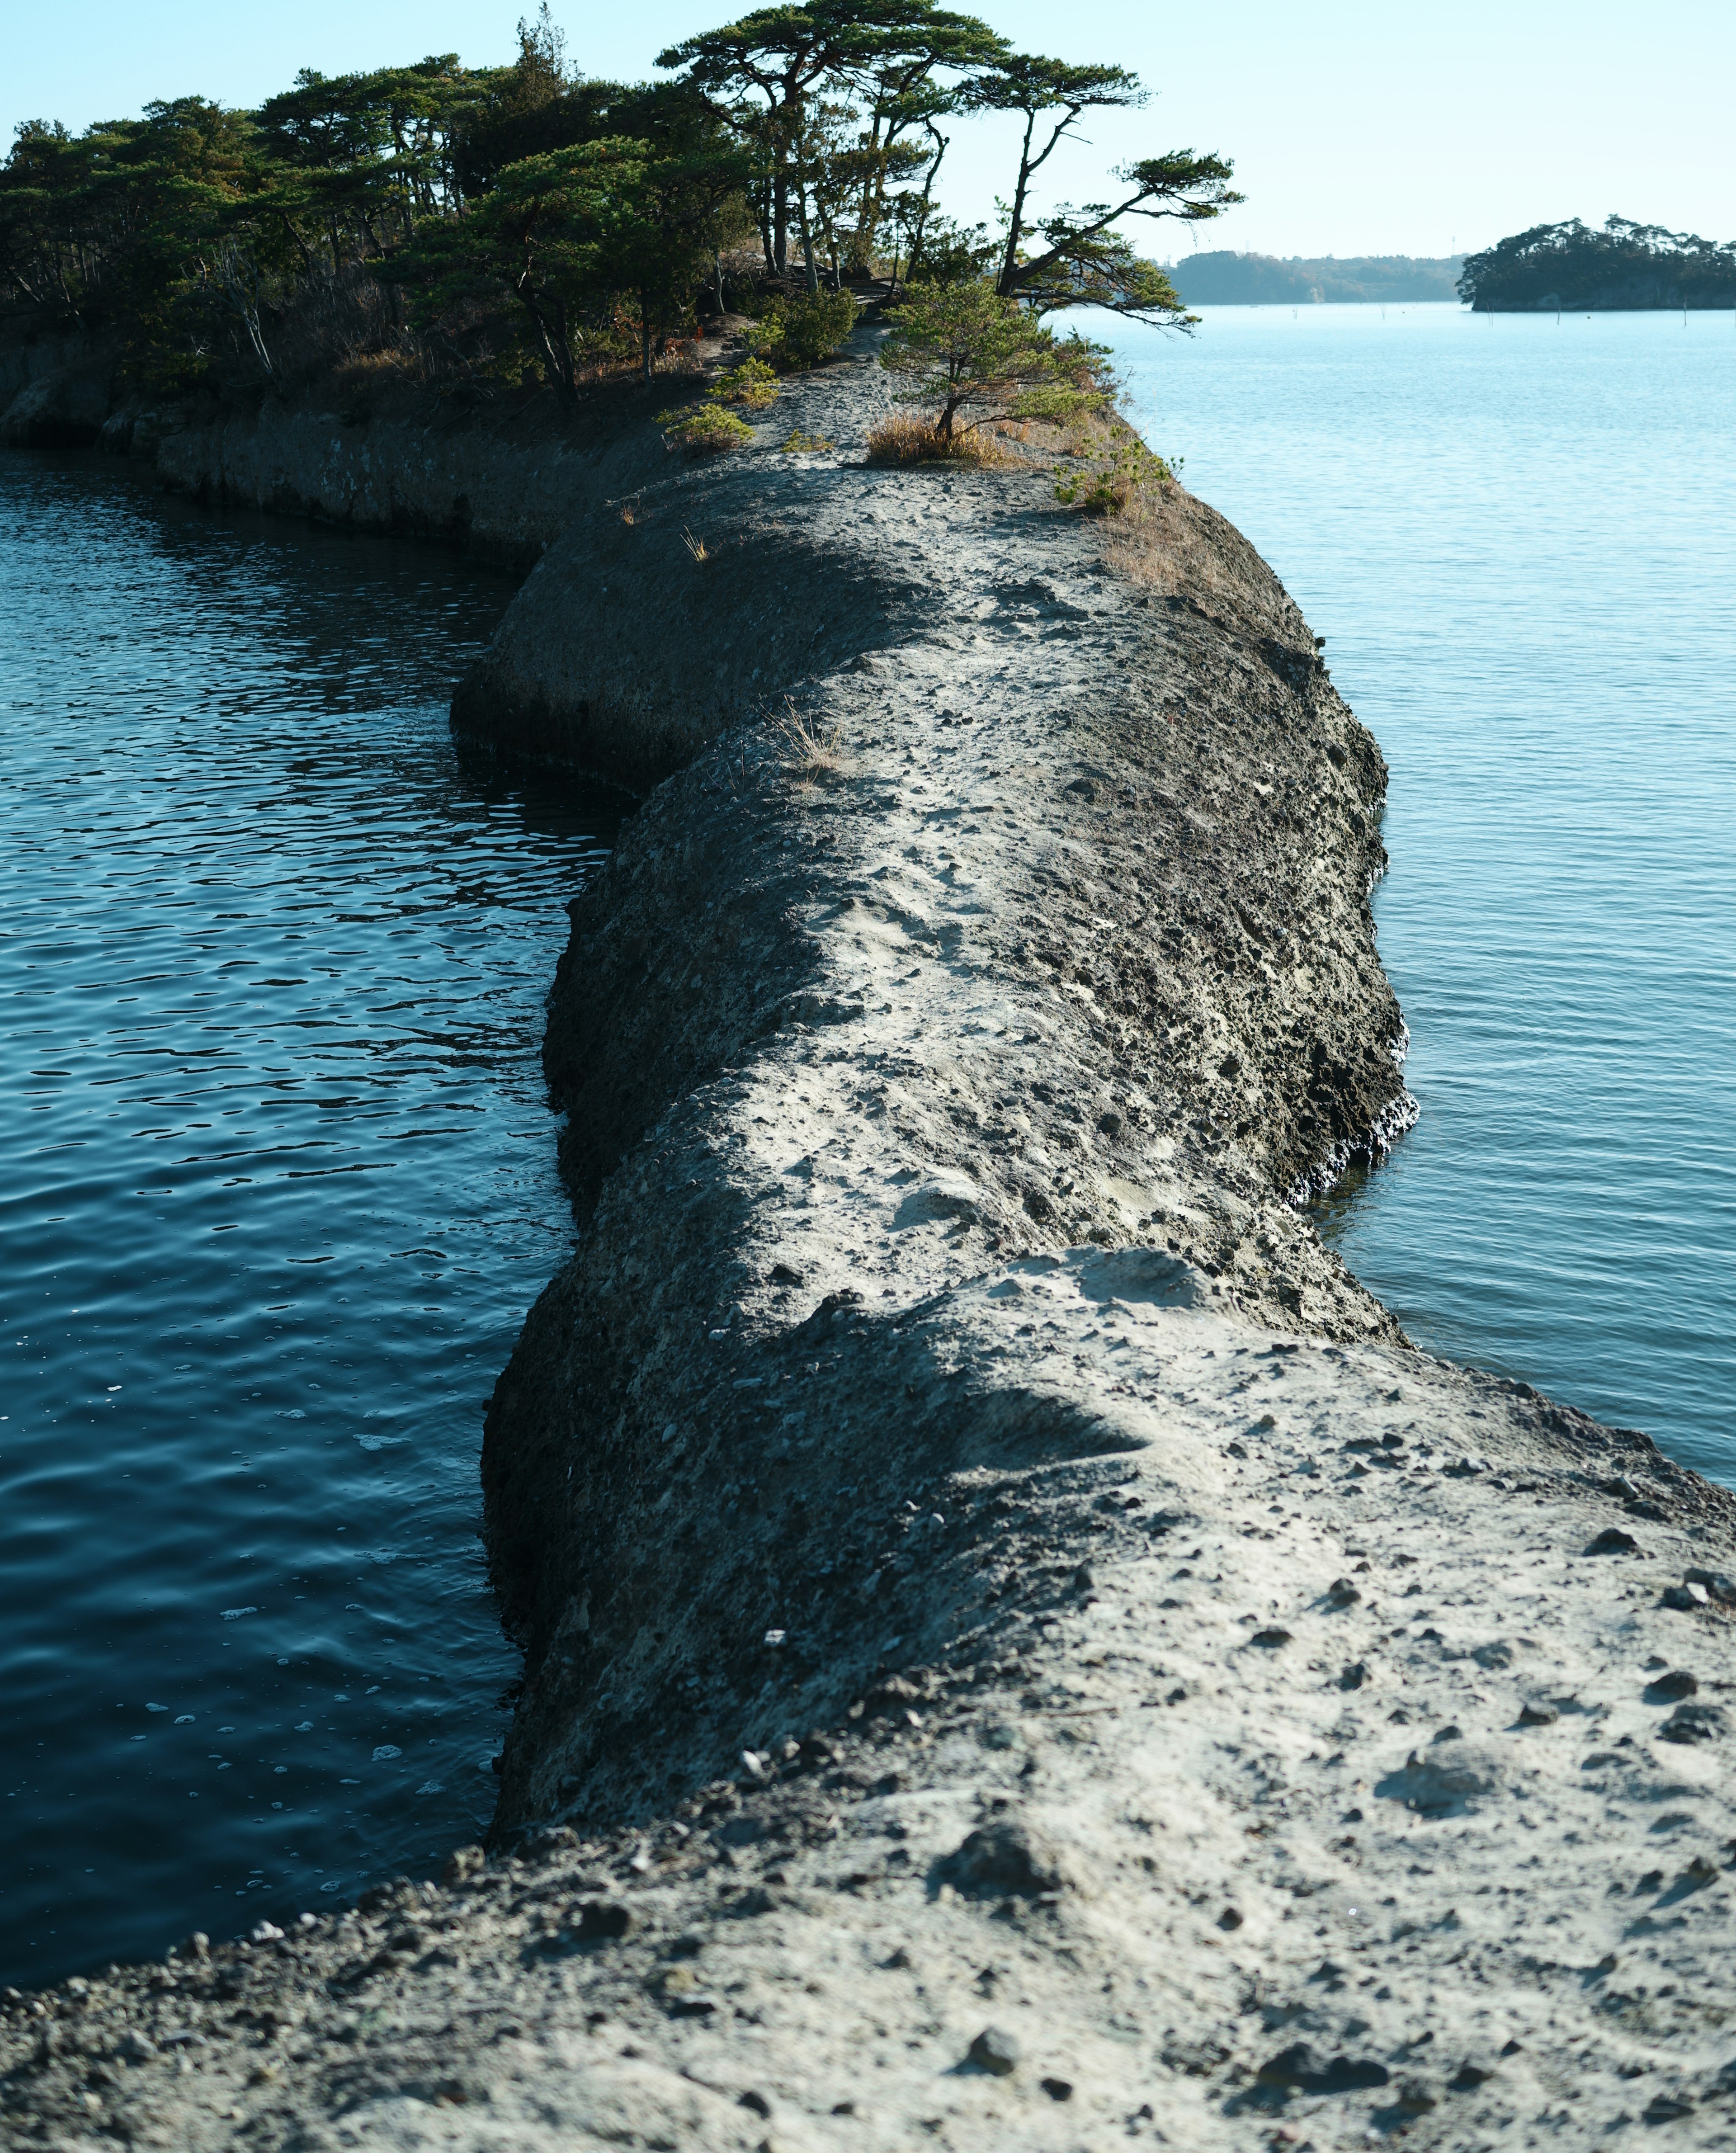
[1,364,111,447]
[151,394,652,573]
[12,332,1736,2153]
[469,342,1420,1836]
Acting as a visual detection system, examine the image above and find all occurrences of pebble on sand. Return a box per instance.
[967,2026,1020,2075]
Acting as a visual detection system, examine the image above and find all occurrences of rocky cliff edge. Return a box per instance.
[6,334,1736,2153]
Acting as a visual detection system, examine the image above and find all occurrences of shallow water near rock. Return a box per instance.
[1112,302,1736,1481]
[0,454,619,1987]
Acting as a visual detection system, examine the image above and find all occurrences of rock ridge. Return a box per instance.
[7,334,1736,2151]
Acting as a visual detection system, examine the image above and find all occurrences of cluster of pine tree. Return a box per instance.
[1457,217,1736,313]
[0,2,1237,406]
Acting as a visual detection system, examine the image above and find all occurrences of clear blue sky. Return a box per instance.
[8,0,1734,260]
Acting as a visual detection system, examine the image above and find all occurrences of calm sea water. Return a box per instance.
[1112,303,1736,1478]
[6,312,1733,1984]
[0,456,618,1989]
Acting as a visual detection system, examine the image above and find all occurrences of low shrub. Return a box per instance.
[1054,434,1182,515]
[880,282,1109,442]
[657,403,755,456]
[864,413,1002,467]
[745,287,859,371]
[709,358,779,408]
[769,697,853,779]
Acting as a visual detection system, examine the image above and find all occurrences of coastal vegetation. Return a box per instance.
[877,282,1108,443]
[1167,250,1463,306]
[0,1,1236,408]
[1457,216,1736,312]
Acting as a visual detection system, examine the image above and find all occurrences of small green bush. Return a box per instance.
[656,404,755,455]
[745,287,858,371]
[880,282,1109,443]
[709,358,779,408]
[1054,435,1181,514]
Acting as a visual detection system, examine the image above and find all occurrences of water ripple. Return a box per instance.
[1113,303,1736,1478]
[0,454,620,1987]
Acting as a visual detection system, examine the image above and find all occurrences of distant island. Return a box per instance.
[1458,217,1736,311]
[1166,251,1464,305]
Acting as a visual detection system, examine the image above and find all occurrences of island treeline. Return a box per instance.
[1458,216,1736,312]
[1168,251,1462,307]
[0,2,1237,406]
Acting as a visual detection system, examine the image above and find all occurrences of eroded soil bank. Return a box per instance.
[7,336,1736,2152]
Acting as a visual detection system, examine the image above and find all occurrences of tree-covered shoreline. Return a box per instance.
[1166,251,1463,307]
[1458,216,1736,312]
[0,2,1236,410]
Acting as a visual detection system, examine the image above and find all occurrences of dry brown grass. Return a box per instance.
[1100,466,1309,644]
[330,346,419,389]
[864,413,1006,467]
[1021,406,1285,622]
[768,699,854,784]
[329,344,424,421]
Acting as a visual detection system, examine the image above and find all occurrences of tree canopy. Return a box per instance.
[0,0,1240,400]
[879,279,1106,435]
[1458,217,1736,312]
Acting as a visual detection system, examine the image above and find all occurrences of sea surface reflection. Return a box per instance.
[0,453,619,1987]
[1111,303,1736,1478]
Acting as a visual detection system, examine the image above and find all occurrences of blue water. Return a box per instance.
[1112,303,1736,1478]
[0,455,618,1989]
[5,313,1734,1990]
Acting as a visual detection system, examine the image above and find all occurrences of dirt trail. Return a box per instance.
[6,334,1736,2153]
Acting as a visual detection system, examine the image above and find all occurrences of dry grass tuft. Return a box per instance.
[864,414,1005,468]
[681,527,710,563]
[768,698,854,783]
[331,346,419,390]
[330,344,423,422]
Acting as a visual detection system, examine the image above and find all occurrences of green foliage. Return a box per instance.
[1000,153,1239,325]
[658,2,1007,287]
[1054,432,1179,514]
[0,4,1242,404]
[1012,226,1194,326]
[255,55,479,244]
[880,278,1106,437]
[388,128,752,398]
[745,285,858,368]
[709,356,780,406]
[657,401,755,453]
[0,97,314,391]
[905,213,993,284]
[1458,216,1736,312]
[959,50,1239,326]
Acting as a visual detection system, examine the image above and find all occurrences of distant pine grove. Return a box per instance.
[1167,221,1736,312]
[0,2,1241,406]
[1457,217,1736,312]
[1167,251,1462,306]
